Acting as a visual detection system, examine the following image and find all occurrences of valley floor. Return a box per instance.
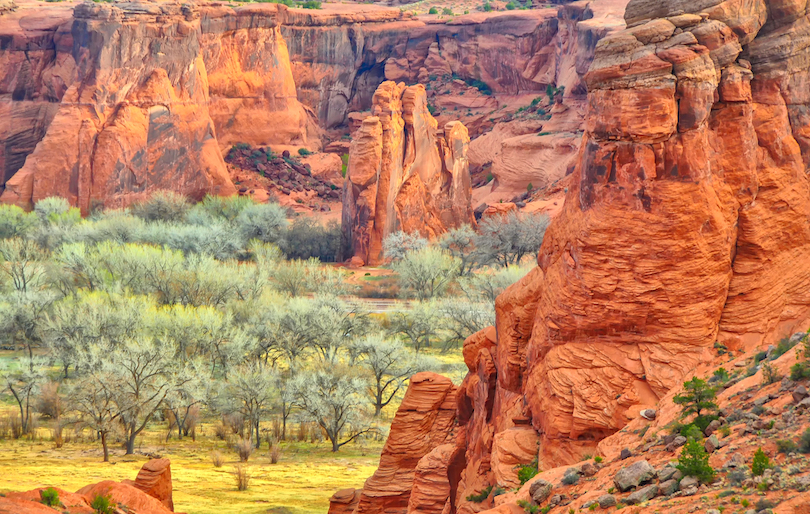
[0,435,381,514]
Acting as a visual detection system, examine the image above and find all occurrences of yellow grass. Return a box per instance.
[0,431,382,514]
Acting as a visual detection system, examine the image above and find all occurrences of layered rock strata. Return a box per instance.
[340,81,474,266]
[352,0,810,513]
[0,1,317,212]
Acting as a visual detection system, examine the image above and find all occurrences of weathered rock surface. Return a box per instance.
[0,460,174,514]
[122,457,174,511]
[348,0,810,513]
[0,2,319,212]
[340,81,473,266]
[355,372,457,514]
[330,488,363,514]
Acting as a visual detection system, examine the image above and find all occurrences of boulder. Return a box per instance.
[614,460,656,492]
[329,489,362,514]
[529,479,553,505]
[625,484,658,505]
[123,458,173,512]
[597,494,617,508]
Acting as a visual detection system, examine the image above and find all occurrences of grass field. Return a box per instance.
[0,430,382,514]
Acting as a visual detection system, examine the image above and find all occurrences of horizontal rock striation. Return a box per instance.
[353,0,810,513]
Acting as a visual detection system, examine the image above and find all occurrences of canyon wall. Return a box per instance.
[341,81,473,266]
[349,0,810,513]
[0,1,317,212]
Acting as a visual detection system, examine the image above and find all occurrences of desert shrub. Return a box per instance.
[516,500,539,514]
[677,438,715,484]
[751,447,771,476]
[712,367,729,383]
[482,1,492,11]
[297,148,313,156]
[192,194,254,223]
[270,442,282,464]
[91,494,116,514]
[771,336,801,360]
[383,231,429,262]
[776,439,797,454]
[594,455,603,464]
[791,362,810,381]
[211,451,225,467]
[799,428,810,454]
[728,469,747,486]
[233,464,250,491]
[279,218,340,262]
[755,498,776,511]
[235,438,254,462]
[492,486,506,497]
[474,211,549,268]
[442,7,453,14]
[761,361,782,385]
[517,457,539,485]
[40,487,60,507]
[34,197,80,228]
[130,190,190,222]
[679,424,704,441]
[466,485,493,503]
[235,202,288,244]
[428,6,438,13]
[561,471,579,485]
[301,0,321,7]
[0,204,37,240]
[214,423,228,441]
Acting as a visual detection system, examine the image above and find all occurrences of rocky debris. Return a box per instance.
[329,488,361,514]
[0,459,174,514]
[529,480,553,505]
[597,494,616,508]
[793,385,808,404]
[614,460,656,492]
[678,476,699,496]
[625,484,658,505]
[340,81,473,266]
[225,145,341,202]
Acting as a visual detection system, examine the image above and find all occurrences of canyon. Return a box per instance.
[341,0,810,513]
[0,0,624,216]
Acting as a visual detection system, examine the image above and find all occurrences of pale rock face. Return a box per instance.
[340,81,474,266]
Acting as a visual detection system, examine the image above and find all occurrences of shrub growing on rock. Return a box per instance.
[752,447,771,476]
[40,487,60,507]
[466,485,493,502]
[517,457,539,485]
[673,377,718,431]
[90,494,116,514]
[676,438,715,484]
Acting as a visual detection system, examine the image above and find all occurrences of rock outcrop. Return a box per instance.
[355,372,457,514]
[351,0,810,512]
[0,2,317,212]
[340,82,473,266]
[0,459,175,514]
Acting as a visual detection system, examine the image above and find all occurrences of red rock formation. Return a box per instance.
[341,81,474,266]
[0,460,175,514]
[330,488,363,514]
[355,372,457,514]
[0,2,318,212]
[350,0,810,512]
[123,457,174,511]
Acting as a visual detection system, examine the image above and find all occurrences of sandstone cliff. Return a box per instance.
[340,81,473,266]
[0,1,317,212]
[347,0,810,512]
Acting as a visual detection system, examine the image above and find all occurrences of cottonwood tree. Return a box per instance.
[0,238,48,293]
[387,301,440,352]
[84,336,179,454]
[435,299,494,351]
[66,371,120,462]
[475,211,549,268]
[439,225,482,276]
[248,298,319,371]
[393,247,459,301]
[383,231,428,262]
[220,362,276,448]
[0,356,47,435]
[458,265,532,304]
[163,361,209,441]
[309,296,373,365]
[292,368,374,452]
[353,336,433,416]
